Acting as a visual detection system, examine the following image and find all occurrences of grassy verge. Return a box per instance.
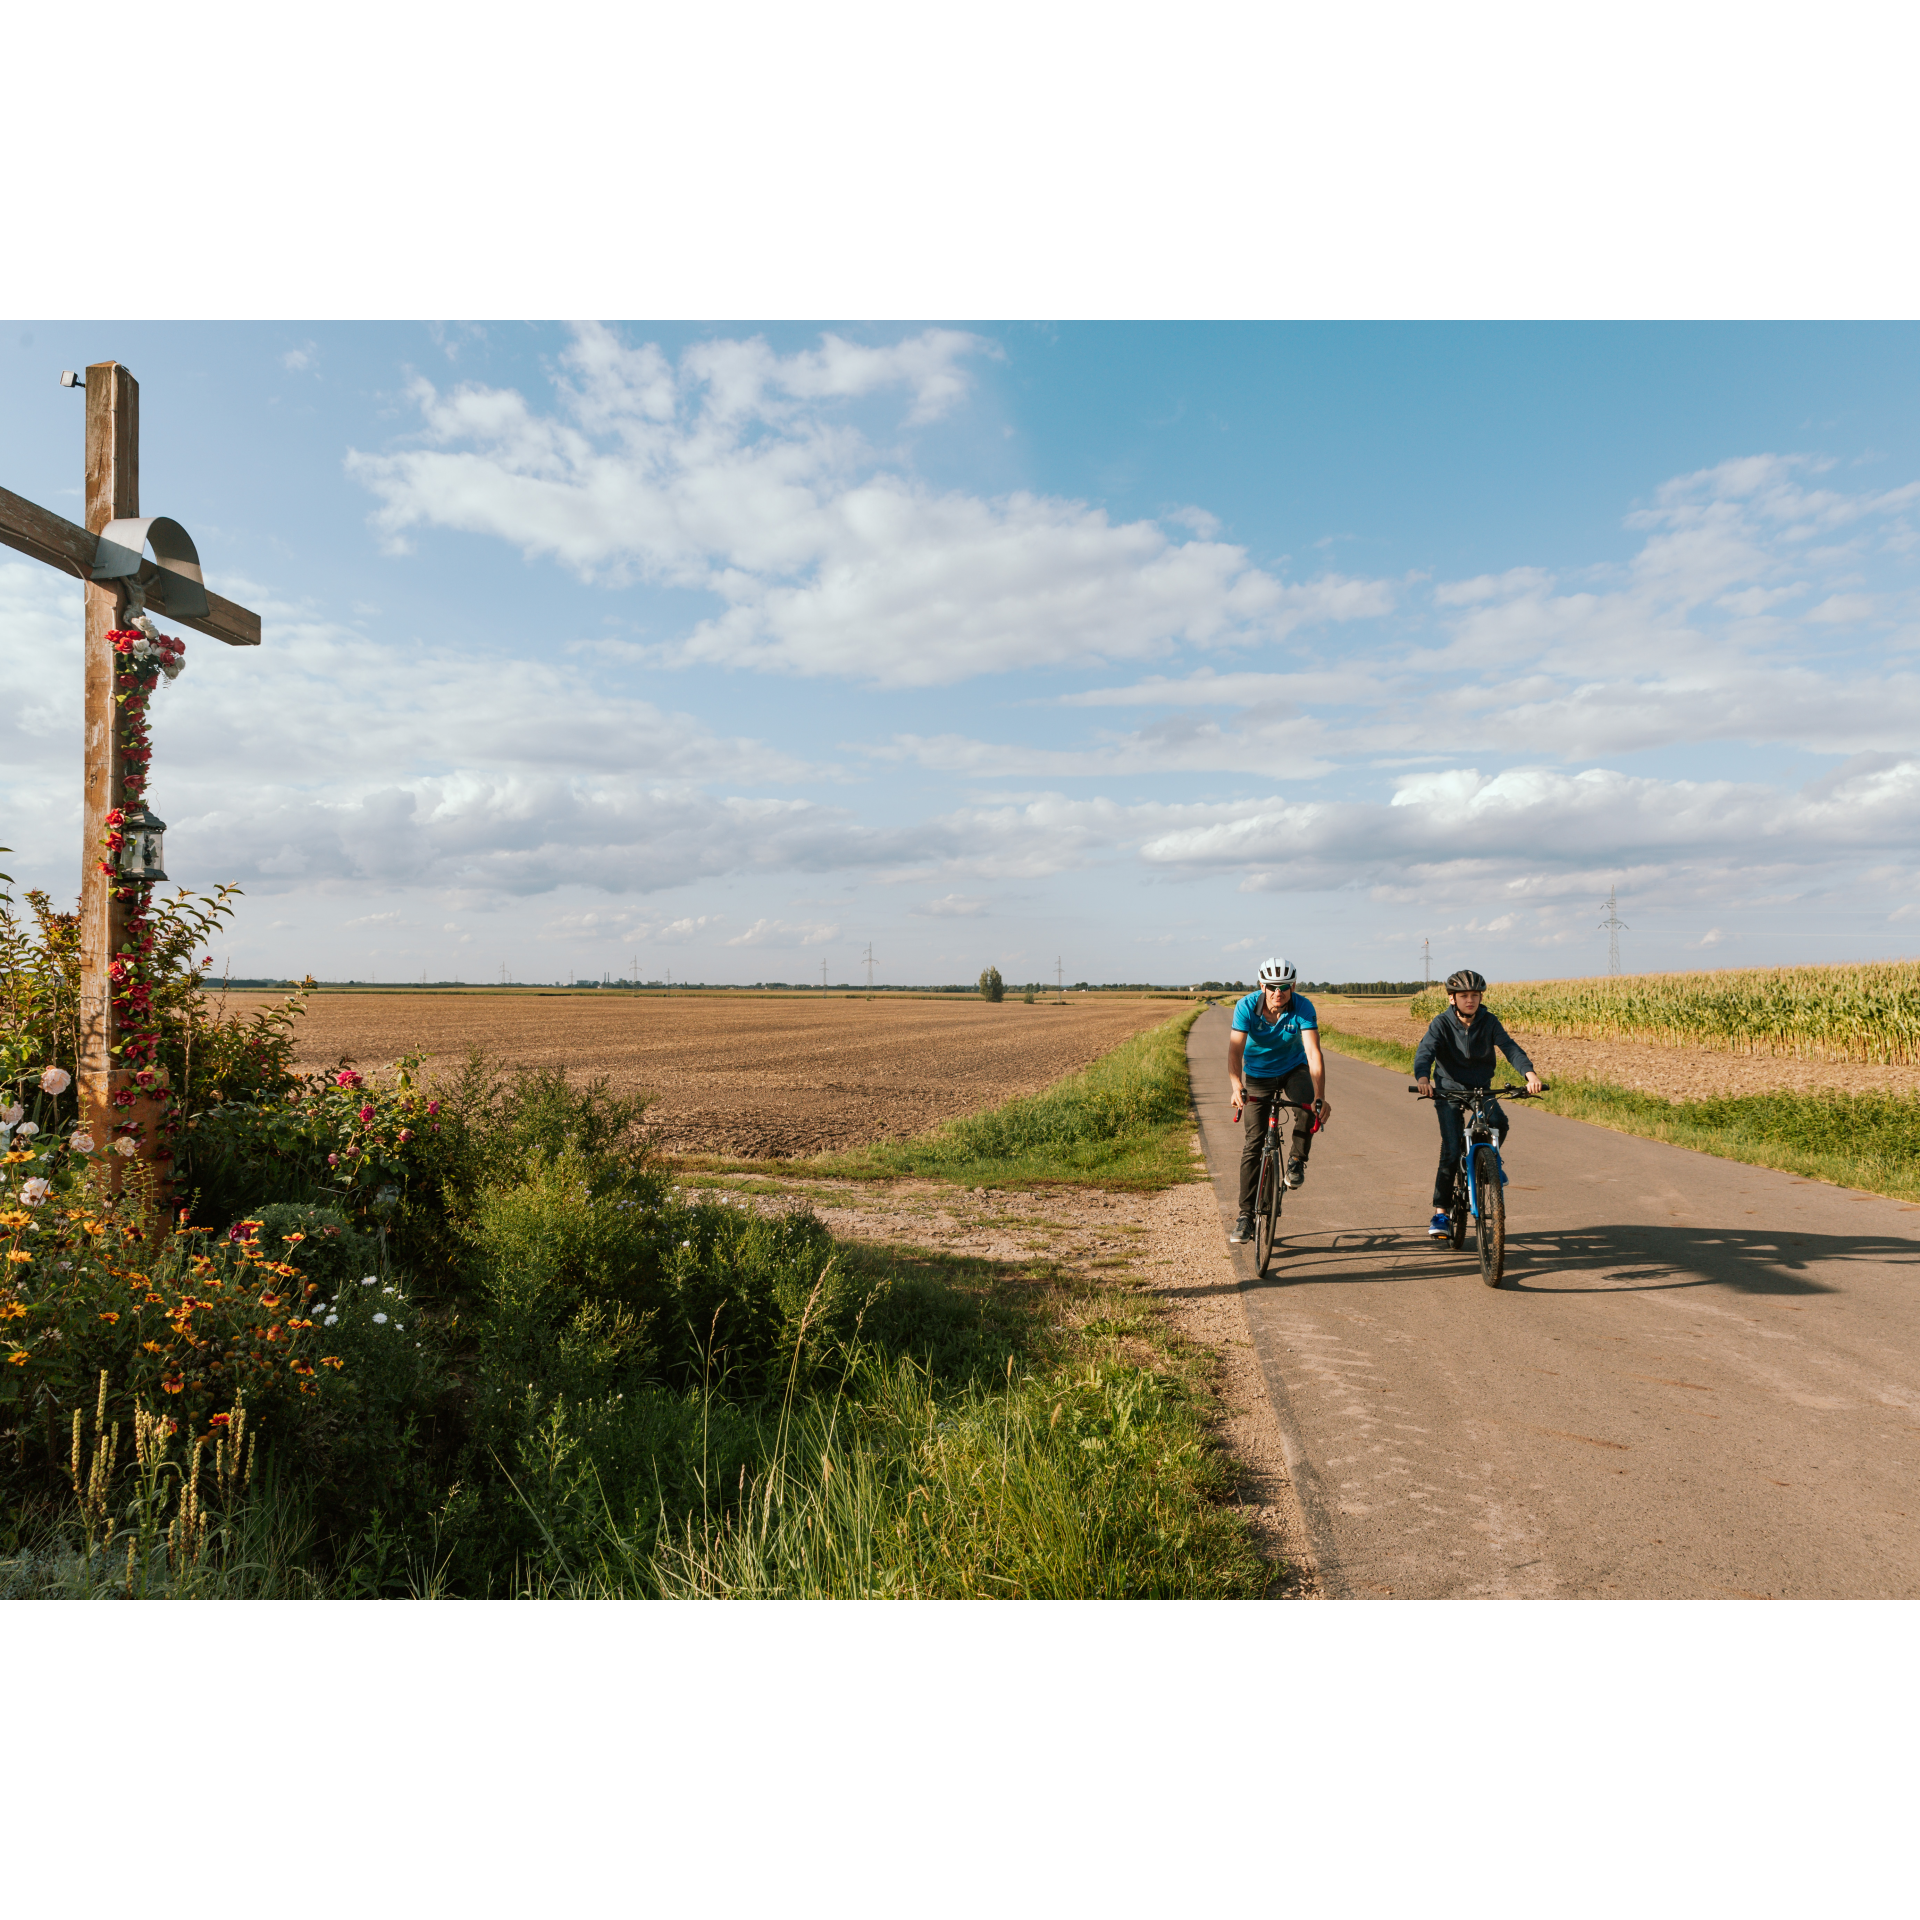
[1,1228,1270,1600]
[554,1237,1268,1599]
[1319,1023,1920,1204]
[673,1005,1207,1193]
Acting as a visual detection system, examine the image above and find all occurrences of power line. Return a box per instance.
[1599,884,1630,976]
[864,942,875,992]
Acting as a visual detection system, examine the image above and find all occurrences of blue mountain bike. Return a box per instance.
[1410,1083,1547,1288]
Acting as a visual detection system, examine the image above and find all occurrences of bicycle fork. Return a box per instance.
[1462,1134,1503,1214]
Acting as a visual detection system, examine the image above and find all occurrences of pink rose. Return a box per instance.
[40,1067,72,1096]
[334,1070,363,1090]
[358,1105,375,1124]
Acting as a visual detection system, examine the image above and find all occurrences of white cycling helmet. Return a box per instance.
[1256,957,1297,986]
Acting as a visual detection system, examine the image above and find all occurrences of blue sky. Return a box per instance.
[4,321,1918,986]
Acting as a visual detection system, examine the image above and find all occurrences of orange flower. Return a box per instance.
[207,1412,231,1428]
[143,1293,163,1305]
[141,1340,164,1353]
[5,1251,29,1266]
[257,1292,283,1310]
[6,1352,28,1366]
[98,1311,120,1324]
[263,1325,283,1343]
[290,1359,314,1377]
[283,1232,306,1244]
[160,1372,184,1394]
[320,1355,344,1370]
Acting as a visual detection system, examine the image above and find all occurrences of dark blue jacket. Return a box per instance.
[1413,1007,1533,1090]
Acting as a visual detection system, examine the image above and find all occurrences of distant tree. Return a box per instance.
[978,965,1004,1002]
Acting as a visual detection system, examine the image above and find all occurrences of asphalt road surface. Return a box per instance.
[1189,1007,1920,1598]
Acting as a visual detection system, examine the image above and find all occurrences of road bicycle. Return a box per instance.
[1409,1082,1548,1288]
[1237,1089,1322,1277]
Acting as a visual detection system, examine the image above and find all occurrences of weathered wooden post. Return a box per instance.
[78,362,139,1152]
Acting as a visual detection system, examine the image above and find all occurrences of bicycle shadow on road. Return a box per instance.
[1499,1221,1914,1296]
[1241,1222,1919,1297]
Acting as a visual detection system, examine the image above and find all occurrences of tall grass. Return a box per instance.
[1408,961,1920,1065]
[816,1006,1204,1188]
[548,1347,1264,1600]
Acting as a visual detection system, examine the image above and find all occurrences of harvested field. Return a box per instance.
[1315,995,1920,1104]
[210,990,1180,1157]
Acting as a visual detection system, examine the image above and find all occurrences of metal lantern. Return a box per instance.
[117,806,168,884]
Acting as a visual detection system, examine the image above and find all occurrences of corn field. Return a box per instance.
[1409,962,1920,1066]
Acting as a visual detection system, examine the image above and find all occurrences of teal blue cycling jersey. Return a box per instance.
[1232,990,1317,1079]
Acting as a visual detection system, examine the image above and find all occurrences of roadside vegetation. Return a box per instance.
[1408,960,1920,1066]
[2,884,1260,1598]
[1319,1023,1920,1204]
[814,1006,1204,1190]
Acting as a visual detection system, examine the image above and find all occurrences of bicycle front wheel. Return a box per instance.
[1449,1170,1469,1251]
[1254,1147,1282,1275]
[1473,1144,1506,1287]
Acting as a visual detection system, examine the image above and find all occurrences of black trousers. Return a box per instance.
[1433,1092,1506,1210]
[1238,1066,1316,1213]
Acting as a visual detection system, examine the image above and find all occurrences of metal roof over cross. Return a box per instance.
[0,360,262,1187]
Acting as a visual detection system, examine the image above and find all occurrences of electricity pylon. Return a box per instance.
[1599,885,1629,976]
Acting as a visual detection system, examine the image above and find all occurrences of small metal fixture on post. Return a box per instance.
[116,806,168,884]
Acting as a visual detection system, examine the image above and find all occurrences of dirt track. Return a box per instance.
[212,990,1177,1157]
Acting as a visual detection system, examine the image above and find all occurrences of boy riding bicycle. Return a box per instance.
[1227,957,1329,1244]
[1414,969,1541,1239]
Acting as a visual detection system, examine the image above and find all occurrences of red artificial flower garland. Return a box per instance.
[96,623,187,1162]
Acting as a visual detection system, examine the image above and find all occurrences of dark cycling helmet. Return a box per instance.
[1257,957,1297,986]
[1445,968,1488,994]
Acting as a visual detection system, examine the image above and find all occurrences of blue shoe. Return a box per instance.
[1428,1211,1450,1239]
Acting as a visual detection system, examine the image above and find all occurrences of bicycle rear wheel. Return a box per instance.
[1473,1144,1506,1287]
[1254,1146,1282,1274]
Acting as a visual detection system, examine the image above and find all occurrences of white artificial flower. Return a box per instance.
[69,1132,95,1155]
[324,1314,339,1327]
[372,1313,388,1325]
[113,1138,138,1157]
[361,1276,378,1286]
[15,1122,37,1139]
[21,1178,50,1207]
[39,1067,71,1096]
[1,1106,22,1126]
[394,1323,404,1332]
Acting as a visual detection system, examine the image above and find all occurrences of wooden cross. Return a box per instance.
[0,360,262,1177]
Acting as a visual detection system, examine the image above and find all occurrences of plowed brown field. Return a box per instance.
[213,991,1180,1157]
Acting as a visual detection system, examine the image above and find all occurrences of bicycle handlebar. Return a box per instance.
[1408,1084,1549,1099]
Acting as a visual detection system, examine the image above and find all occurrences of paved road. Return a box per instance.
[1189,1007,1920,1598]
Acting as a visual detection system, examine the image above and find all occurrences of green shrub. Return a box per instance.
[978,966,1004,1003]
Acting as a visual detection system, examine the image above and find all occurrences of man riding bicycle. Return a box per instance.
[1228,957,1329,1244]
[1413,969,1541,1240]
